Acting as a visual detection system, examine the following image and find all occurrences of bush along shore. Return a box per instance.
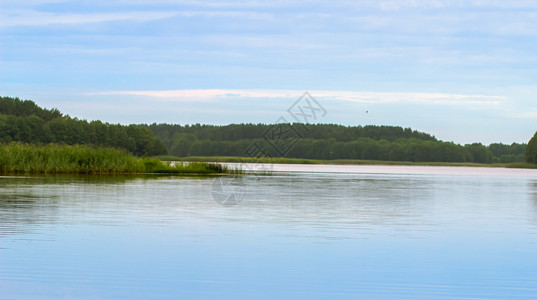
[0,143,232,175]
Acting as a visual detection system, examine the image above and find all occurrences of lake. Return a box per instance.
[1,165,537,299]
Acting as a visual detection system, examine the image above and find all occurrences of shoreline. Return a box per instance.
[154,155,537,170]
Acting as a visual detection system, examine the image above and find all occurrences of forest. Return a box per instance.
[0,96,167,156]
[0,96,532,164]
[149,123,527,163]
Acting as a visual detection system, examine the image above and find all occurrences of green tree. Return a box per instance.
[526,131,537,164]
[170,133,197,157]
[465,143,493,163]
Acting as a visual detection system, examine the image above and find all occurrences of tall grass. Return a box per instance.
[0,143,231,174]
[141,159,232,174]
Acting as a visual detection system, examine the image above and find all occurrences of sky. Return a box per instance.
[1,0,536,144]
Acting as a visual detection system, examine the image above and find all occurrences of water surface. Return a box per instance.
[1,166,537,299]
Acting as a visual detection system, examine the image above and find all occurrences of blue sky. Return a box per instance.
[1,0,536,144]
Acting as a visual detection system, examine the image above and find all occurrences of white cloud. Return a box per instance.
[379,0,537,10]
[379,0,449,10]
[0,10,178,27]
[88,89,297,102]
[88,0,291,8]
[0,8,279,28]
[1,0,68,8]
[89,89,503,108]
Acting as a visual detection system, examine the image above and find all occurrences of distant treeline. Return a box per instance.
[149,124,527,163]
[150,123,436,143]
[0,96,167,156]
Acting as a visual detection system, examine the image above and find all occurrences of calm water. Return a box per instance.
[1,165,537,299]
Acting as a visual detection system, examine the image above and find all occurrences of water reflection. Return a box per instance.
[0,173,533,239]
[1,169,537,299]
[236,174,435,229]
[0,175,211,237]
[529,181,537,230]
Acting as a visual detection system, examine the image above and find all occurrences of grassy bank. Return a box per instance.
[152,155,537,169]
[153,155,321,165]
[325,159,537,169]
[0,143,231,174]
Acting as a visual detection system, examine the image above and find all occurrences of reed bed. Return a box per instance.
[0,143,231,174]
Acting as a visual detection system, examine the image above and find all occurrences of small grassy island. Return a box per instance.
[0,143,230,175]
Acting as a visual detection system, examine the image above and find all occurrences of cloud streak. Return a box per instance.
[0,10,178,27]
[89,89,503,107]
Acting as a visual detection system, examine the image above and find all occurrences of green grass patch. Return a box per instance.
[152,155,320,165]
[503,162,537,169]
[319,159,499,167]
[324,159,537,169]
[0,143,231,175]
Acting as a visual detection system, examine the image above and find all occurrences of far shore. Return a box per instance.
[153,155,537,169]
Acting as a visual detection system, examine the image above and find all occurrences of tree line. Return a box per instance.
[0,97,167,156]
[149,123,527,163]
[149,123,437,143]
